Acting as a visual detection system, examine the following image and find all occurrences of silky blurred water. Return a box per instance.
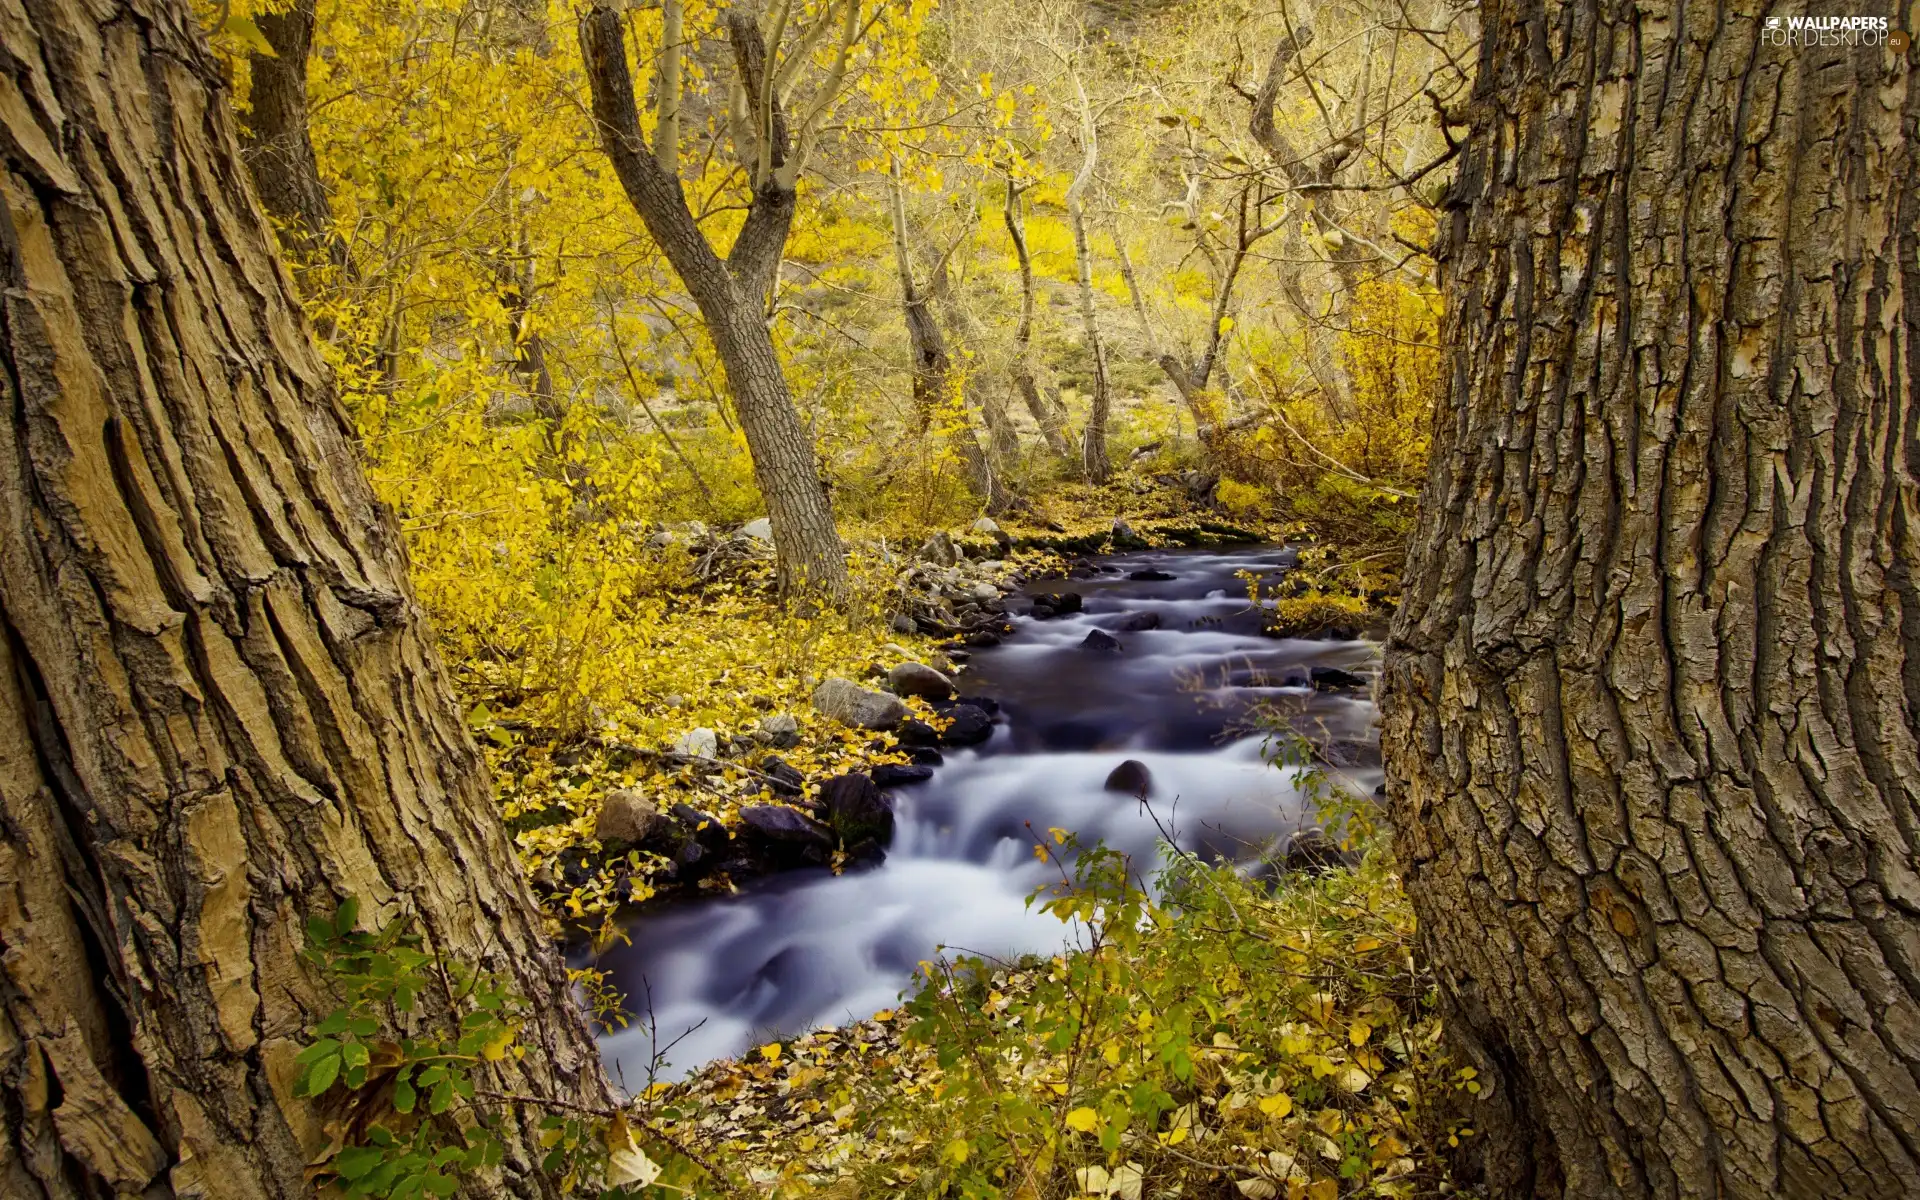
[589,546,1380,1085]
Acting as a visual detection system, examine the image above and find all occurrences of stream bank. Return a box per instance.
[585,545,1383,1084]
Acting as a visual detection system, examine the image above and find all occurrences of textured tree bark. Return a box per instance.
[0,3,609,1197]
[579,5,849,600]
[1380,1,1918,1196]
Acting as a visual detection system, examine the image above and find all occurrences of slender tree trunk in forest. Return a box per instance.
[1380,2,1919,1197]
[241,0,342,271]
[1068,198,1112,485]
[0,3,609,1197]
[579,4,849,600]
[1249,25,1369,422]
[927,251,1021,471]
[1062,76,1111,484]
[1110,203,1273,462]
[887,163,1009,513]
[1002,180,1074,460]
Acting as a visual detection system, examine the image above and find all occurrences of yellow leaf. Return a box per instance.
[1259,1092,1293,1118]
[602,1114,662,1188]
[759,1042,782,1064]
[1064,1106,1099,1133]
[1308,1180,1339,1200]
[944,1137,970,1164]
[481,1024,516,1062]
[222,14,276,57]
[1102,1040,1122,1066]
[1349,1022,1372,1046]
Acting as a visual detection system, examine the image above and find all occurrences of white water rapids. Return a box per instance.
[590,546,1381,1085]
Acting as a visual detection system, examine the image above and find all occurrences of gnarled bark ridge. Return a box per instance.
[0,2,607,1196]
[1381,1,1918,1196]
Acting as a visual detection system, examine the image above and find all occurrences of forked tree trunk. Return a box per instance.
[0,4,608,1197]
[579,5,849,600]
[1381,2,1918,1197]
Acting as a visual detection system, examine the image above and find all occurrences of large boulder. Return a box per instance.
[888,661,956,701]
[898,718,941,746]
[872,763,935,787]
[758,713,801,748]
[1031,591,1083,619]
[813,677,910,730]
[740,517,774,542]
[1081,629,1123,653]
[818,774,896,847]
[940,703,995,747]
[1284,828,1360,874]
[739,804,835,851]
[1118,611,1161,632]
[1103,760,1152,797]
[596,788,668,847]
[672,727,718,759]
[970,517,1000,534]
[917,531,959,566]
[1308,666,1369,692]
[669,803,729,851]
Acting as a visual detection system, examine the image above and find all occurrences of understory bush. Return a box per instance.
[654,773,1474,1198]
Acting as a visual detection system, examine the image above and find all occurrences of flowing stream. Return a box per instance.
[591,546,1381,1085]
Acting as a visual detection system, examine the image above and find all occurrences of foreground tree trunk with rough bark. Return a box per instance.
[1381,2,1918,1197]
[0,3,608,1196]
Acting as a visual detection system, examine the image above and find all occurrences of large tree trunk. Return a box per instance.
[0,4,608,1197]
[1381,2,1918,1197]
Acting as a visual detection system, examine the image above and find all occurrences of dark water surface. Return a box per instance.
[591,546,1381,1084]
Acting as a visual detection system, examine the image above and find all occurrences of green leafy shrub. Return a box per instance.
[294,900,711,1199]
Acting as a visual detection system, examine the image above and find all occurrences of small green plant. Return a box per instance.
[294,898,518,1197]
[294,898,704,1198]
